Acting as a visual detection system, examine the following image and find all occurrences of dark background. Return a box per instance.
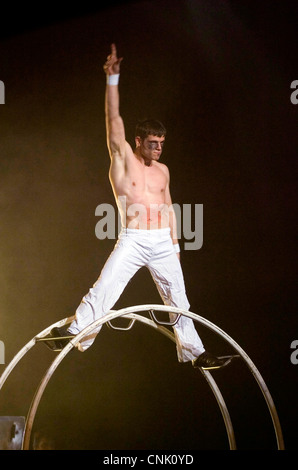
[0,0,297,451]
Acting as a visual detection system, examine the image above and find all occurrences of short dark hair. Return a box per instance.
[135,119,167,139]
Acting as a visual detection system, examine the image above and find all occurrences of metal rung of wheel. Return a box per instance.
[106,318,136,331]
[107,308,181,330]
[148,309,181,326]
[36,335,76,342]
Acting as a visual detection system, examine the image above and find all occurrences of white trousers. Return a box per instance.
[68,228,205,362]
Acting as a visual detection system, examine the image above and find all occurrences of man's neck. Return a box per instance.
[134,149,152,167]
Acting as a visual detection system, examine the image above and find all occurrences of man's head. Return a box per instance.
[135,119,166,165]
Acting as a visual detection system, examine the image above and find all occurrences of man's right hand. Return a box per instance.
[103,43,123,76]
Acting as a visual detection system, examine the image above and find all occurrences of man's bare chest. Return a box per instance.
[127,164,167,195]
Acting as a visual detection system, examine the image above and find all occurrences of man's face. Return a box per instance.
[137,135,165,163]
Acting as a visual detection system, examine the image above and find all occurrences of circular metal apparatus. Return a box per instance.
[0,305,284,450]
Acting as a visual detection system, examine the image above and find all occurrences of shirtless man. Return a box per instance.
[46,44,230,370]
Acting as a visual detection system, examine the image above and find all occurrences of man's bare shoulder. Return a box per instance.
[154,161,170,177]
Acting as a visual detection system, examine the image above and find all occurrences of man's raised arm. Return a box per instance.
[103,44,126,160]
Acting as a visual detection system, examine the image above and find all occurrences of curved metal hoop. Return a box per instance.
[0,305,284,450]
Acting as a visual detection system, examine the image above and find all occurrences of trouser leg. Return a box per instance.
[148,246,205,362]
[68,233,143,351]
